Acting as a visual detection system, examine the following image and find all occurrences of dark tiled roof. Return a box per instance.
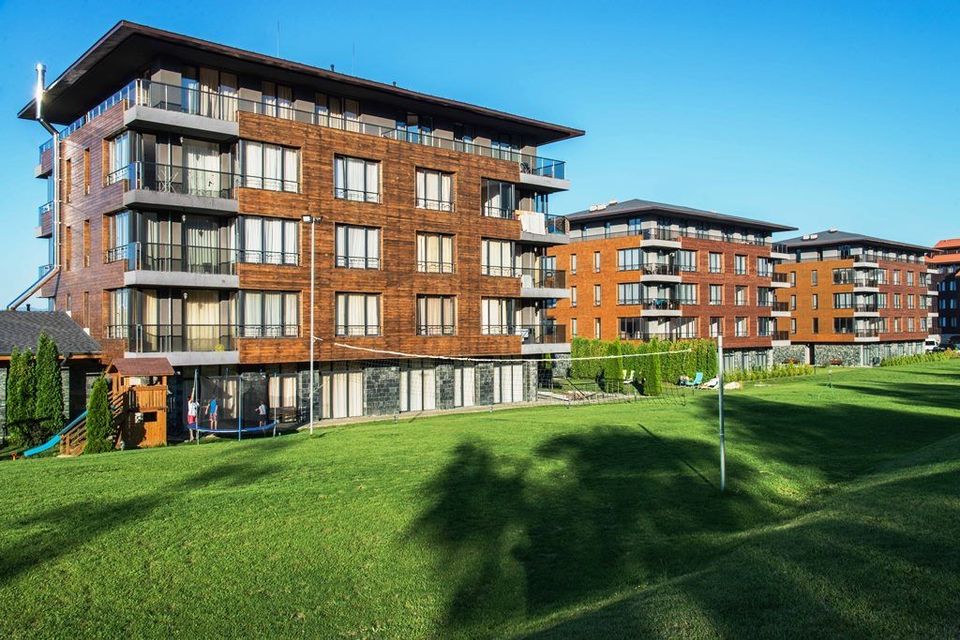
[564,198,796,232]
[107,357,174,377]
[0,311,101,356]
[780,230,931,253]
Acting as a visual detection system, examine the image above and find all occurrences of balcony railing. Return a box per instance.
[416,324,456,336]
[483,204,516,219]
[853,278,880,288]
[853,302,879,312]
[771,243,788,254]
[856,328,881,338]
[237,324,300,338]
[38,201,53,225]
[335,324,381,337]
[238,249,299,266]
[107,162,241,199]
[335,255,381,270]
[335,187,381,203]
[771,330,790,341]
[569,226,788,251]
[771,301,789,311]
[619,329,698,341]
[105,242,237,275]
[635,299,683,311]
[480,265,567,288]
[480,324,566,343]
[120,324,236,353]
[416,197,454,212]
[772,272,789,283]
[641,263,680,276]
[417,260,455,274]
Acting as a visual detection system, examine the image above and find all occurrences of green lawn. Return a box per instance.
[2,362,960,639]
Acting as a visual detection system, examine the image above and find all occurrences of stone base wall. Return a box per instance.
[364,365,401,416]
[435,364,455,410]
[552,354,572,379]
[523,361,538,401]
[812,344,862,366]
[475,362,494,406]
[772,344,808,364]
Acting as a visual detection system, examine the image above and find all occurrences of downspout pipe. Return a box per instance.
[35,64,61,272]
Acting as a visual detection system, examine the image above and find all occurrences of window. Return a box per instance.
[64,226,73,270]
[594,284,602,306]
[735,255,747,275]
[791,318,797,334]
[709,284,723,305]
[812,294,819,310]
[906,271,915,286]
[811,269,818,286]
[907,317,915,332]
[481,239,515,276]
[594,318,601,339]
[907,294,915,309]
[757,287,771,306]
[834,293,853,309]
[418,233,455,273]
[571,317,578,336]
[316,93,360,130]
[107,132,130,184]
[107,289,129,336]
[618,248,641,271]
[593,251,601,272]
[757,257,772,277]
[241,291,299,337]
[64,159,72,203]
[735,317,748,337]
[618,283,640,305]
[417,295,456,335]
[893,293,902,309]
[677,250,697,272]
[82,220,91,267]
[416,169,453,211]
[335,293,380,336]
[677,283,697,304]
[335,225,380,269]
[482,180,515,218]
[735,286,747,306]
[710,317,722,338]
[790,271,797,286]
[571,286,578,307]
[334,155,379,202]
[239,217,299,265]
[812,317,819,334]
[261,81,294,119]
[83,148,91,195]
[481,298,516,334]
[892,270,901,285]
[241,141,299,192]
[709,252,722,273]
[570,254,577,274]
[878,292,888,309]
[790,294,797,310]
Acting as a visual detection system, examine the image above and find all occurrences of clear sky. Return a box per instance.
[0,0,957,305]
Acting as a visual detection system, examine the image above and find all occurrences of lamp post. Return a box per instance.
[302,215,316,434]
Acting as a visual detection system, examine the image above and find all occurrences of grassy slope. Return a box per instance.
[1,363,958,639]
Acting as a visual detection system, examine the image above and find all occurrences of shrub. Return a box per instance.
[602,341,623,392]
[879,351,958,367]
[34,332,64,444]
[84,377,114,454]
[6,348,38,446]
[725,363,814,383]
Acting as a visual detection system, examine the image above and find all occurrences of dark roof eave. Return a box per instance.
[781,233,932,254]
[565,201,797,233]
[18,21,584,144]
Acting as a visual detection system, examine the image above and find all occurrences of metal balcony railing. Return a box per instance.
[853,302,879,312]
[335,255,381,269]
[107,162,242,199]
[416,324,456,336]
[618,329,698,341]
[335,324,381,337]
[641,263,680,276]
[417,260,455,274]
[121,324,237,353]
[772,272,789,283]
[105,242,237,275]
[237,324,300,338]
[771,301,789,311]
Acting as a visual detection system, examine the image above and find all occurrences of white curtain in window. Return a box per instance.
[244,142,262,189]
[283,148,298,192]
[344,99,360,132]
[422,366,436,411]
[348,369,363,416]
[462,364,475,407]
[243,217,262,263]
[264,219,282,264]
[220,73,238,120]
[277,85,293,119]
[331,368,347,418]
[365,162,379,202]
[284,293,298,336]
[346,158,364,200]
[244,292,262,337]
[283,220,297,265]
[262,81,277,117]
[366,295,379,334]
[184,139,218,196]
[263,144,281,191]
[334,157,346,196]
[264,293,281,335]
[348,227,366,267]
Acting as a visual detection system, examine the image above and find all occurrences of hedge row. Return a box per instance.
[724,363,814,383]
[569,337,718,396]
[879,350,958,367]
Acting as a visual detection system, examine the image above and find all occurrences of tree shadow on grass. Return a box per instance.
[0,437,298,588]
[412,427,779,636]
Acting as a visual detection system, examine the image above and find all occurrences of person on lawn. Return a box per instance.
[206,397,219,430]
[256,402,268,427]
[186,395,200,442]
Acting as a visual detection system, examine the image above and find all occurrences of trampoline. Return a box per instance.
[188,420,279,441]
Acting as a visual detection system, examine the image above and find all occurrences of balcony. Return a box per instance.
[770,272,790,287]
[481,265,569,298]
[482,323,568,354]
[770,330,791,346]
[115,324,239,365]
[517,211,569,244]
[639,262,682,283]
[852,277,880,292]
[35,202,53,238]
[640,227,682,250]
[335,324,381,337]
[106,242,239,289]
[770,243,791,260]
[852,254,880,269]
[638,298,684,317]
[619,329,698,341]
[416,324,456,337]
[109,162,240,214]
[769,301,791,317]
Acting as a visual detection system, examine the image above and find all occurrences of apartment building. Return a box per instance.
[777,230,937,365]
[547,199,798,370]
[20,21,581,424]
[928,238,960,343]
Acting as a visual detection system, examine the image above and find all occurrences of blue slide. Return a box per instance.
[22,410,87,458]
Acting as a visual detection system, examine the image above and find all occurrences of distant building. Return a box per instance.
[927,238,960,343]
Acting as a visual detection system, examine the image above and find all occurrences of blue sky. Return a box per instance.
[0,0,957,304]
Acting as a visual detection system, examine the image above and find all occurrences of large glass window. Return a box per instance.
[417,233,455,273]
[239,216,298,265]
[618,283,641,305]
[482,180,515,218]
[481,239,516,276]
[617,248,641,271]
[240,141,299,192]
[335,225,380,269]
[481,298,515,334]
[709,252,722,273]
[107,132,130,183]
[677,283,697,304]
[416,169,454,211]
[335,293,381,336]
[417,296,457,336]
[334,156,380,202]
[677,250,697,272]
[240,291,299,337]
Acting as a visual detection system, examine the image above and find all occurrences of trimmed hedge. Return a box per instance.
[879,351,958,367]
[569,337,717,396]
[84,377,113,454]
[724,363,814,383]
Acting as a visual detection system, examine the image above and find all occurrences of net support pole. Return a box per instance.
[238,373,242,442]
[717,335,727,493]
[308,217,316,435]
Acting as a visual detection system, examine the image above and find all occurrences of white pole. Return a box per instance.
[717,334,726,493]
[308,218,315,435]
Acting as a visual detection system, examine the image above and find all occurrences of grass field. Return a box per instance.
[2,362,960,639]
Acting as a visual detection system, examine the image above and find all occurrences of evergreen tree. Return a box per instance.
[6,348,38,446]
[84,376,113,454]
[33,332,64,443]
[602,340,623,392]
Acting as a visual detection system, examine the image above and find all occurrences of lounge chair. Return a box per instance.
[680,372,704,387]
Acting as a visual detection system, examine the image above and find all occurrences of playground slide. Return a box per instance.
[22,410,87,458]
